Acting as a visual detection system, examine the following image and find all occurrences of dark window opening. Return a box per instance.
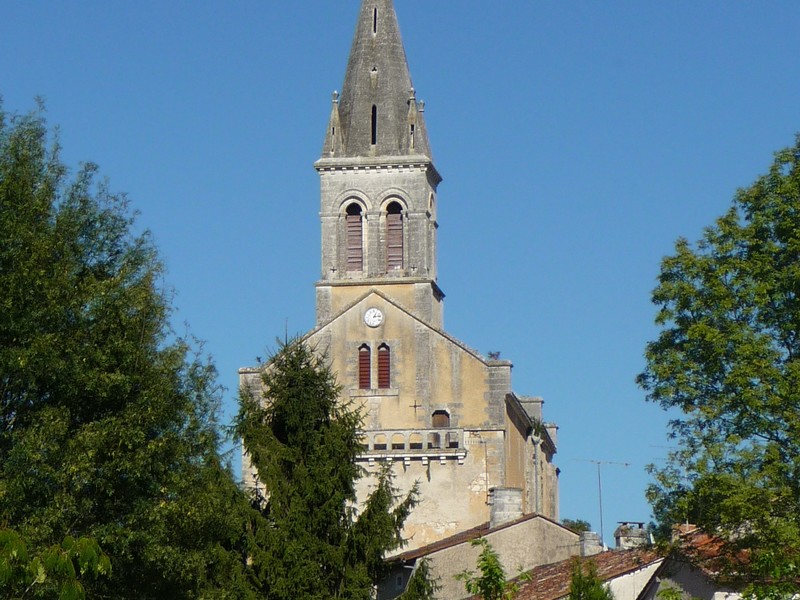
[446,432,460,449]
[358,344,371,389]
[373,7,378,33]
[427,432,441,449]
[391,435,405,450]
[386,202,403,270]
[378,344,391,389]
[371,105,378,145]
[345,203,363,272]
[432,410,450,428]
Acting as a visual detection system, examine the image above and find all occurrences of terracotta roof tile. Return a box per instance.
[488,548,662,600]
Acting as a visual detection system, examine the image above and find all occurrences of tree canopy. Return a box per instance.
[567,559,614,600]
[0,104,255,598]
[234,339,420,600]
[638,136,800,597]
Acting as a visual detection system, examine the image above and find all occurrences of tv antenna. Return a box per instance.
[578,459,631,547]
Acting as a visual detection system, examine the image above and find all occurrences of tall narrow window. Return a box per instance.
[345,203,363,272]
[386,202,403,270]
[371,105,378,145]
[373,7,378,33]
[358,344,371,389]
[378,344,391,389]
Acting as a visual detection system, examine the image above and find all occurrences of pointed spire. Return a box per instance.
[322,0,432,159]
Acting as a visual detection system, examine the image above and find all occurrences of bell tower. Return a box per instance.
[314,0,444,328]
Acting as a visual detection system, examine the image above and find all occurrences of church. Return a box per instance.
[241,0,562,556]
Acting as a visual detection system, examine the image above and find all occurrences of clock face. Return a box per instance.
[364,308,384,328]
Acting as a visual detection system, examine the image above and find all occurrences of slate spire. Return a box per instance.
[322,0,431,159]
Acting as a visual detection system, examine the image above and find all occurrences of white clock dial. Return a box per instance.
[364,308,384,327]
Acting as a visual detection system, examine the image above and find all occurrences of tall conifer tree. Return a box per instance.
[235,339,419,599]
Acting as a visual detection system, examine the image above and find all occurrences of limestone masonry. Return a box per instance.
[240,0,560,553]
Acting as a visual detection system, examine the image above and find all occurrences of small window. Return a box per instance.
[373,433,387,451]
[378,344,391,389]
[446,431,460,449]
[346,203,363,272]
[391,433,405,450]
[373,7,378,33]
[358,344,371,389]
[432,410,450,428]
[371,105,378,145]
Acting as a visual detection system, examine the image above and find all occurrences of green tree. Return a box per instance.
[234,339,420,600]
[398,558,440,600]
[0,104,256,598]
[456,538,523,600]
[562,519,592,533]
[567,559,614,600]
[638,136,800,598]
[0,528,111,600]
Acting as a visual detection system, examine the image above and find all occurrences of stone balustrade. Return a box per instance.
[358,428,466,465]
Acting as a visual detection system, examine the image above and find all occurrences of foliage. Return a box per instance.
[0,104,255,598]
[456,538,524,600]
[567,558,614,600]
[399,558,440,600]
[638,136,800,598]
[234,339,421,600]
[562,519,592,533]
[0,528,111,600]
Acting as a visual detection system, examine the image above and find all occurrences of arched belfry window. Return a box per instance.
[358,344,371,389]
[386,202,403,270]
[345,203,364,272]
[377,344,391,389]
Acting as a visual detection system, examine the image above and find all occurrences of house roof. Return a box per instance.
[500,548,662,600]
[391,513,573,563]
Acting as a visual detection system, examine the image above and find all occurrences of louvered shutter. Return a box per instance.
[386,211,403,269]
[378,345,390,388]
[358,346,371,389]
[346,213,363,271]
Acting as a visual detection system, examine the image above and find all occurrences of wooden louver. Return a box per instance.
[346,207,363,272]
[386,205,403,270]
[377,344,390,389]
[358,345,371,389]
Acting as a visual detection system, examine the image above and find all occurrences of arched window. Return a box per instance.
[377,344,391,389]
[345,203,363,272]
[358,344,371,389]
[432,410,450,428]
[386,202,403,270]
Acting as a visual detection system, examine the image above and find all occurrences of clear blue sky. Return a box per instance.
[3,1,799,546]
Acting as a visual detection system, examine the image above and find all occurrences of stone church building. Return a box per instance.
[241,0,561,553]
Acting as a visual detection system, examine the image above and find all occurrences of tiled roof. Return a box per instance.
[494,548,662,600]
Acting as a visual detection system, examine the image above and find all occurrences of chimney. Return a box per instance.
[614,522,649,549]
[580,531,604,557]
[488,488,523,528]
